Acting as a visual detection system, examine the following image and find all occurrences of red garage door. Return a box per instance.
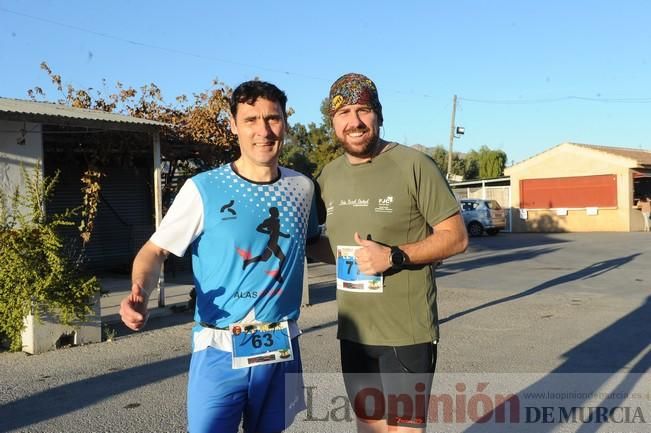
[520,175,617,209]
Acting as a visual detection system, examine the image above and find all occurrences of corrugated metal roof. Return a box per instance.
[0,97,167,128]
[449,176,511,187]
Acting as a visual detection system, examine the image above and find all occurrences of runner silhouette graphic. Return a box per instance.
[242,207,290,282]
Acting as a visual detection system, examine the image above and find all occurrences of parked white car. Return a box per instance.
[459,198,506,236]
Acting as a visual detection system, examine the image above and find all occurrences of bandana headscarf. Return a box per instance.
[328,73,383,124]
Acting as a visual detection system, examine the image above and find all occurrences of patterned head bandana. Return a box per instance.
[328,73,383,123]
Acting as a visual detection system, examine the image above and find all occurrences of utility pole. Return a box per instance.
[447,95,457,180]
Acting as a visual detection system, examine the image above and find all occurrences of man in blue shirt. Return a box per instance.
[120,80,320,433]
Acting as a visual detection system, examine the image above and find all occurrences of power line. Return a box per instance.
[3,7,650,105]
[460,96,651,104]
[2,7,437,101]
[0,7,323,81]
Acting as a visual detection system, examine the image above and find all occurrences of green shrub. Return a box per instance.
[0,165,101,351]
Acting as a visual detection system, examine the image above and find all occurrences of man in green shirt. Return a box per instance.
[315,73,468,432]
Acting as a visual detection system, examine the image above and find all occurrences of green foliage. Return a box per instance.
[425,145,506,180]
[429,145,448,172]
[477,146,507,179]
[102,323,117,342]
[425,145,465,178]
[281,123,315,176]
[279,144,317,177]
[312,99,343,175]
[284,99,342,177]
[307,123,342,176]
[463,150,480,180]
[0,165,101,351]
[284,121,341,177]
[30,63,239,213]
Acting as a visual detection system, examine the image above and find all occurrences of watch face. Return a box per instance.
[391,249,405,266]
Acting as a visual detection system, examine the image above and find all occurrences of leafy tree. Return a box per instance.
[284,123,311,153]
[279,143,317,176]
[424,145,465,179]
[477,146,507,179]
[0,166,100,351]
[281,123,317,176]
[451,157,467,179]
[429,146,449,174]
[30,62,239,217]
[284,99,342,177]
[463,149,480,180]
[422,145,506,180]
[307,123,342,176]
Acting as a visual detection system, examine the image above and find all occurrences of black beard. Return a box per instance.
[339,131,380,159]
[342,141,375,158]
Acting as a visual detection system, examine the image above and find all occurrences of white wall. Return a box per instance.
[0,120,43,217]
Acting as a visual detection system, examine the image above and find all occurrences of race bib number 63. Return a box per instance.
[229,321,292,368]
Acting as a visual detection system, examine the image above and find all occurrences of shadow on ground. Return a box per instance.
[0,354,190,432]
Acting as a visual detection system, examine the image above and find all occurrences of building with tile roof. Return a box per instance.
[505,142,651,232]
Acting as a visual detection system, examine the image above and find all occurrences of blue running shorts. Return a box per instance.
[187,337,305,433]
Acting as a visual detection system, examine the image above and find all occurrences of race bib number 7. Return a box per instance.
[229,321,293,369]
[336,245,383,293]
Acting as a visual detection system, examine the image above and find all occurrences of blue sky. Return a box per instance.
[1,0,650,164]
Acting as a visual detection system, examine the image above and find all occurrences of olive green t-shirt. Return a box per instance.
[317,143,460,346]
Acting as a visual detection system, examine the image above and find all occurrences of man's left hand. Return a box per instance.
[353,232,391,275]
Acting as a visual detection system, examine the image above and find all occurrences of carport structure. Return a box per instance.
[0,97,170,305]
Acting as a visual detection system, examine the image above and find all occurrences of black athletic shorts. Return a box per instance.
[340,339,437,428]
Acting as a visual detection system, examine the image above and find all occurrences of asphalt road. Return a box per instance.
[1,232,650,432]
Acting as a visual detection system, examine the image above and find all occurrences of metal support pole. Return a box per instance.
[152,131,165,307]
[301,258,310,306]
[447,95,458,179]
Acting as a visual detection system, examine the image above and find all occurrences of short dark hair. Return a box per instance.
[230,80,287,118]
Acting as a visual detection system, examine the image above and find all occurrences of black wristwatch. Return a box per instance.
[389,246,407,270]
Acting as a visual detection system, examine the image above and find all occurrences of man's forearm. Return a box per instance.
[402,213,468,265]
[352,213,469,276]
[131,241,169,298]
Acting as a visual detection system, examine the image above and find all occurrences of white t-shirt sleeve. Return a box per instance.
[149,179,204,257]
